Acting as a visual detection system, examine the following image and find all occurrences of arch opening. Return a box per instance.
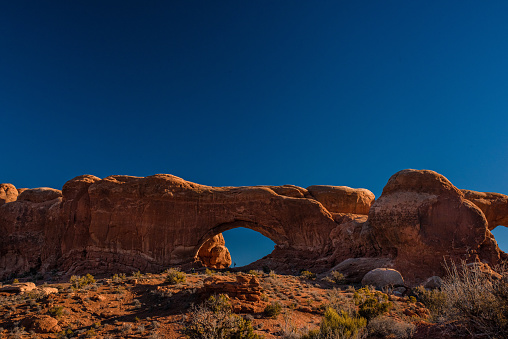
[491,226,508,253]
[223,227,276,268]
[195,220,282,269]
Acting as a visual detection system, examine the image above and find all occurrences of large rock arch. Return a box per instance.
[1,169,507,284]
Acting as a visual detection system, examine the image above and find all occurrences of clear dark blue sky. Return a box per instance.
[2,1,508,265]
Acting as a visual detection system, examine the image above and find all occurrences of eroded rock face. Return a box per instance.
[0,169,506,285]
[462,189,508,230]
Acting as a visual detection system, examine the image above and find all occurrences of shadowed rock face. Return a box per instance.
[0,169,506,284]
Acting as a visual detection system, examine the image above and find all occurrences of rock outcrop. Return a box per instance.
[0,169,506,284]
[367,169,504,281]
[197,234,232,269]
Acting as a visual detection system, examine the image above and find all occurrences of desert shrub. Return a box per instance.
[300,270,317,280]
[111,273,127,282]
[413,286,446,315]
[353,287,392,321]
[48,306,65,318]
[438,260,508,338]
[165,268,186,285]
[184,294,263,339]
[205,268,216,276]
[69,274,95,290]
[327,288,356,316]
[264,301,282,318]
[368,315,415,338]
[330,271,346,284]
[302,308,367,339]
[247,270,261,276]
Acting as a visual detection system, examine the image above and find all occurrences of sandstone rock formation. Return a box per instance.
[197,234,232,269]
[462,189,508,230]
[203,274,262,302]
[0,169,506,284]
[367,169,504,281]
[0,183,17,206]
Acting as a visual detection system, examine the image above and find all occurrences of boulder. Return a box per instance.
[22,315,61,333]
[203,274,261,303]
[361,268,404,288]
[327,258,393,283]
[0,183,18,205]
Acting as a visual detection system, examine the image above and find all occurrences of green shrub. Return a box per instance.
[353,287,392,321]
[413,286,446,315]
[69,274,95,290]
[264,301,282,318]
[300,270,316,280]
[302,308,367,339]
[165,268,186,285]
[330,271,345,284]
[49,305,65,318]
[205,268,216,276]
[184,294,263,339]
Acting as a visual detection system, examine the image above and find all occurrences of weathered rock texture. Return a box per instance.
[0,169,506,284]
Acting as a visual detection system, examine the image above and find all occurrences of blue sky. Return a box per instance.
[2,1,508,266]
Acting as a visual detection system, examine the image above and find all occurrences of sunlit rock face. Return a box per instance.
[0,169,505,284]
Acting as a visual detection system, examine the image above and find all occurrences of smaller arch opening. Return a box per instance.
[223,227,276,268]
[195,225,277,269]
[491,226,508,253]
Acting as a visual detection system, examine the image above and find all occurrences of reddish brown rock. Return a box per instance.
[0,169,506,285]
[368,169,503,282]
[197,234,232,269]
[18,187,62,203]
[22,315,61,333]
[307,185,375,215]
[203,274,261,303]
[0,183,18,205]
[462,189,508,230]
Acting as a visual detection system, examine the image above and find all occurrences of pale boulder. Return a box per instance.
[361,268,404,288]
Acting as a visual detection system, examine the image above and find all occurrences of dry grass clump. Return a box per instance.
[165,268,186,285]
[436,261,508,338]
[367,315,415,338]
[183,294,262,339]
